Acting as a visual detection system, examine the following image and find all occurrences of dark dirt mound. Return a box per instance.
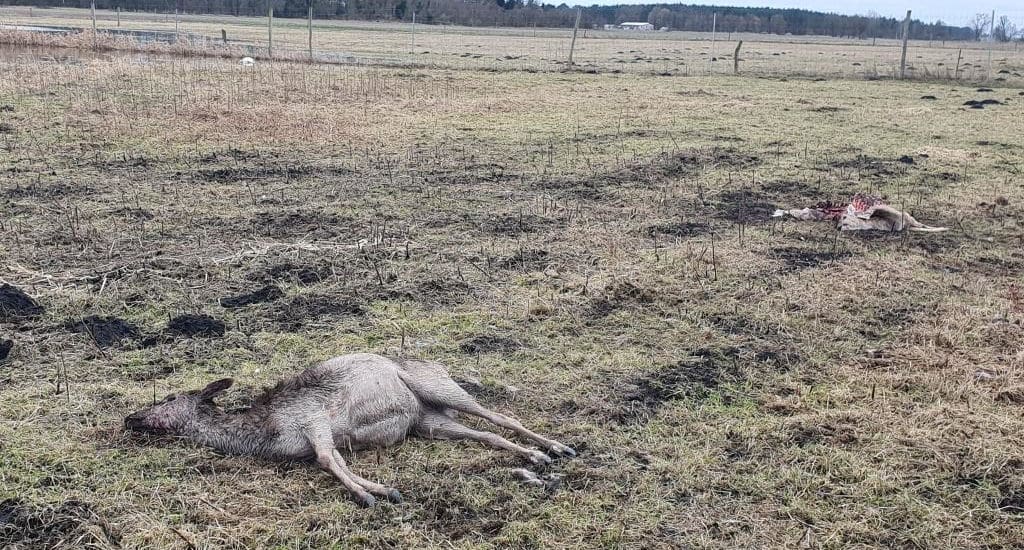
[412,278,471,306]
[497,248,551,271]
[0,284,44,323]
[829,154,904,178]
[3,182,94,199]
[195,163,349,183]
[897,155,915,164]
[0,498,120,549]
[256,261,334,285]
[459,335,521,354]
[588,281,656,318]
[646,221,710,238]
[273,294,365,330]
[715,189,776,224]
[166,314,225,338]
[920,95,938,100]
[976,87,994,92]
[0,339,11,361]
[963,99,1003,108]
[251,210,353,240]
[811,106,845,113]
[618,348,743,423]
[772,246,850,271]
[221,285,284,308]
[656,147,760,177]
[66,315,141,348]
[481,213,558,236]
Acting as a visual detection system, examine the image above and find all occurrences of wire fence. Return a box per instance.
[1,6,1022,85]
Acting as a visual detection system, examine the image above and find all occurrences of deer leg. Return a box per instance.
[415,411,552,465]
[305,428,377,507]
[332,450,403,504]
[429,392,575,457]
[398,360,575,457]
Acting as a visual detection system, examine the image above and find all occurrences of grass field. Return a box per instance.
[1,15,1024,549]
[2,6,1024,83]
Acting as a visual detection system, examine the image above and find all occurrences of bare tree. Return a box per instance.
[993,16,1018,42]
[970,12,992,41]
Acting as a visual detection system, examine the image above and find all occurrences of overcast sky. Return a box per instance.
[578,1,1024,27]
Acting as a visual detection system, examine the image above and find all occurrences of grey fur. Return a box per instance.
[124,353,575,506]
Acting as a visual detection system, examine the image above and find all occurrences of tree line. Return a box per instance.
[7,0,1019,41]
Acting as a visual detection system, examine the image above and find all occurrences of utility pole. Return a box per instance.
[308,2,313,61]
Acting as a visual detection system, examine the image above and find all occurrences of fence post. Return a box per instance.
[568,8,581,67]
[987,10,995,81]
[174,9,179,41]
[91,1,97,49]
[308,4,313,61]
[954,48,962,79]
[709,12,717,74]
[733,40,742,74]
[117,7,120,27]
[899,10,910,79]
[268,6,273,59]
[411,11,416,53]
[221,29,228,44]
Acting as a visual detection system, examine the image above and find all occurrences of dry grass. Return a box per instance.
[2,6,1024,83]
[1,31,1024,549]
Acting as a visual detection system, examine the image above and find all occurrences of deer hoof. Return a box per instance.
[356,493,377,508]
[386,489,403,504]
[550,442,577,457]
[527,450,552,464]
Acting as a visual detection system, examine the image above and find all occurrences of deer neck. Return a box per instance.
[184,409,268,456]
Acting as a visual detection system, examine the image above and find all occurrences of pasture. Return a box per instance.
[1,11,1024,549]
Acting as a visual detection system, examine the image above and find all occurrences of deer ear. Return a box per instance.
[200,378,233,399]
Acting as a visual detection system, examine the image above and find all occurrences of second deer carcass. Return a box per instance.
[124,353,575,506]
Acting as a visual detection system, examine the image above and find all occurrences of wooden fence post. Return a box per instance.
[954,48,962,79]
[709,12,717,74]
[268,6,273,59]
[308,4,313,61]
[899,10,911,79]
[91,1,97,49]
[411,11,416,53]
[568,8,581,67]
[117,7,120,27]
[733,40,742,74]
[221,29,228,44]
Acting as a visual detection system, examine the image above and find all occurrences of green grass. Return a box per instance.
[1,41,1024,548]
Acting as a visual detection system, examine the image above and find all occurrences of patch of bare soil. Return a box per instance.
[587,281,657,319]
[828,154,907,179]
[645,221,710,238]
[459,335,521,354]
[618,348,743,423]
[253,261,335,285]
[0,498,120,549]
[250,210,355,240]
[771,245,850,271]
[0,284,44,323]
[715,189,777,224]
[3,182,94,199]
[480,213,559,236]
[194,162,350,183]
[221,285,285,308]
[416,486,507,541]
[65,315,142,349]
[272,294,365,330]
[166,314,226,338]
[496,248,552,271]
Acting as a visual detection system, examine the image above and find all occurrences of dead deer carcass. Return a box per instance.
[124,353,575,506]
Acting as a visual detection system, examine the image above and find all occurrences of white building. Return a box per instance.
[619,22,654,31]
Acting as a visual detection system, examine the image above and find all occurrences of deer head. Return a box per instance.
[125,378,233,435]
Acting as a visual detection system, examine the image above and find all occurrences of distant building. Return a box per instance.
[619,22,654,31]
